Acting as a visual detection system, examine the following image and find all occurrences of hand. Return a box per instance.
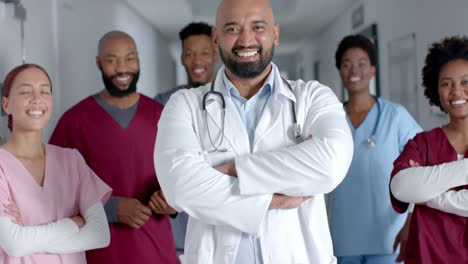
[269,194,312,209]
[70,215,85,228]
[214,161,237,177]
[3,202,22,225]
[393,213,412,263]
[409,159,420,167]
[117,197,152,229]
[148,190,177,215]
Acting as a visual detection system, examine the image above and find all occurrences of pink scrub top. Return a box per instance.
[0,144,112,264]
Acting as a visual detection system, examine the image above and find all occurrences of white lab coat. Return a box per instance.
[154,64,353,264]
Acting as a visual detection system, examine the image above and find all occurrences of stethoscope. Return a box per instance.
[344,96,381,148]
[202,76,301,152]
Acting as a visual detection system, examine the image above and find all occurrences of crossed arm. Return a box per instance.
[391,159,468,216]
[154,87,353,235]
[104,193,176,230]
[0,202,109,257]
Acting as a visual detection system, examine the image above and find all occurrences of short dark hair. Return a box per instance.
[335,34,377,69]
[179,22,213,42]
[422,35,468,112]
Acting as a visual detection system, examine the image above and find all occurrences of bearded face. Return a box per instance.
[100,67,140,97]
[219,43,275,79]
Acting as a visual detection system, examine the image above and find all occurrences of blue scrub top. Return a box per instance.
[330,98,421,256]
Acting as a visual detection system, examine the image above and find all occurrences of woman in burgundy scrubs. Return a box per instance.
[390,36,468,264]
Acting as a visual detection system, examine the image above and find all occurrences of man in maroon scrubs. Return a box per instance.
[49,31,179,264]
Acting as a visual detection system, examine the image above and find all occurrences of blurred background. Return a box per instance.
[0,0,466,141]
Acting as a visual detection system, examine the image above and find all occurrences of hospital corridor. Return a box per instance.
[0,0,467,263]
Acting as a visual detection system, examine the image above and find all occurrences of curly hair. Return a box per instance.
[422,35,468,112]
[179,22,212,42]
[335,34,377,69]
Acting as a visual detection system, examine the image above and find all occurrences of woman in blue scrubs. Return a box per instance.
[330,35,422,264]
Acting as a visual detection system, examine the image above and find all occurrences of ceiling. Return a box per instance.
[125,0,356,47]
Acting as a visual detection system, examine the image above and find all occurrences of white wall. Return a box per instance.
[307,0,468,130]
[0,0,58,141]
[0,3,23,141]
[274,52,299,80]
[169,41,187,89]
[56,0,175,118]
[0,0,175,141]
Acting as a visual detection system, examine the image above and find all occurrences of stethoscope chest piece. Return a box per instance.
[367,136,376,148]
[203,76,303,150]
[293,123,302,141]
[345,96,381,150]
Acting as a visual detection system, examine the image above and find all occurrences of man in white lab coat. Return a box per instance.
[154,0,354,263]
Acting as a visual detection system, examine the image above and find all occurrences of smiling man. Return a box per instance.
[154,0,354,263]
[154,22,218,258]
[49,31,179,264]
[154,22,218,105]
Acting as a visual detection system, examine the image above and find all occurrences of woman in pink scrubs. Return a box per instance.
[0,64,112,263]
[390,36,468,264]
